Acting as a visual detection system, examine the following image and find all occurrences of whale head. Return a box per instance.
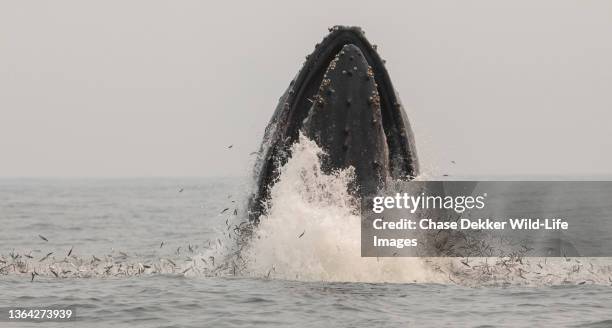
[249,26,419,223]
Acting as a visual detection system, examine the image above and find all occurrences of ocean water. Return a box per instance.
[2,177,612,327]
[2,139,612,327]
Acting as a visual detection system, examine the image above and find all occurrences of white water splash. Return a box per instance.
[243,134,442,283]
[240,134,612,286]
[4,135,611,286]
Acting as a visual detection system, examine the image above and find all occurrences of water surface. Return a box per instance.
[1,178,611,327]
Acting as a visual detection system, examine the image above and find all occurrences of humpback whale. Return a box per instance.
[249,26,419,223]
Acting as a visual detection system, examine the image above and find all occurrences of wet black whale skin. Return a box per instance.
[249,26,419,223]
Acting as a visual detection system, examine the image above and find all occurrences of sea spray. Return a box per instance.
[238,134,612,286]
[243,134,441,283]
[2,145,611,286]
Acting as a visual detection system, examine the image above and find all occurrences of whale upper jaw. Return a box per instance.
[302,44,390,196]
[249,26,419,223]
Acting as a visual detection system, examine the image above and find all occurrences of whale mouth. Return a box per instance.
[249,26,419,222]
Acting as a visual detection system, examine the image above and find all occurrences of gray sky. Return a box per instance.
[1,1,611,177]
